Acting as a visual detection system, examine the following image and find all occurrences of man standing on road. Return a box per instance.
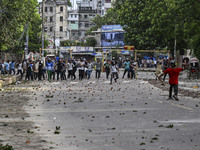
[104,60,111,79]
[162,59,170,81]
[159,60,183,101]
[122,58,130,79]
[46,59,54,82]
[38,60,44,81]
[78,58,85,80]
[67,59,74,80]
[9,60,15,75]
[94,58,102,79]
[55,59,63,81]
[110,61,119,84]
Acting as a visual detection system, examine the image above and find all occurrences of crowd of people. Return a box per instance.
[0,57,186,100]
[0,57,139,84]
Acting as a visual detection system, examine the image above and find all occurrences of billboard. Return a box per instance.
[101,25,124,47]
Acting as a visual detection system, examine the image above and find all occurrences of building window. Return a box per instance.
[60,26,63,32]
[50,27,53,32]
[44,27,47,32]
[45,7,47,12]
[84,15,88,18]
[60,6,63,12]
[71,14,73,18]
[60,16,63,21]
[75,14,77,18]
[50,7,53,12]
[79,23,82,27]
[71,21,75,24]
[72,33,75,36]
[60,37,62,39]
[79,32,81,36]
[50,17,53,22]
[85,23,89,27]
[79,15,82,18]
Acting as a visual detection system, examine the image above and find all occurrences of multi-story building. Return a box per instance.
[39,0,68,48]
[101,0,113,16]
[67,10,79,41]
[74,0,102,41]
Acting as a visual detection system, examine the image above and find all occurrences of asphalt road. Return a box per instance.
[22,71,200,150]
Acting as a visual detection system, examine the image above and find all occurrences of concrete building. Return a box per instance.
[74,0,101,41]
[67,10,79,41]
[39,0,69,48]
[101,0,113,16]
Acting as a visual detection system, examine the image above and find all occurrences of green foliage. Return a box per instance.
[86,8,119,35]
[0,143,14,150]
[0,0,42,53]
[85,37,96,47]
[108,0,200,59]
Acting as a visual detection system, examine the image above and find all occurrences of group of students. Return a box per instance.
[0,60,16,75]
[0,57,139,84]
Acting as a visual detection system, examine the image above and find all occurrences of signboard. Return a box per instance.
[59,46,94,52]
[75,47,94,52]
[101,25,124,47]
[69,23,78,30]
[102,25,123,31]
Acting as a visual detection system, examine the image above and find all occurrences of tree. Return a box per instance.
[112,0,200,60]
[85,37,96,47]
[86,8,119,35]
[0,0,43,53]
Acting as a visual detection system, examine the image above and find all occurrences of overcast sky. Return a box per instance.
[38,0,42,2]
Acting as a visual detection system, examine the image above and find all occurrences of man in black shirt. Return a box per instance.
[38,60,44,81]
[55,59,63,81]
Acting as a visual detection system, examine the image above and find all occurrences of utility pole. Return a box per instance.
[24,24,29,59]
[42,0,45,55]
[174,25,177,62]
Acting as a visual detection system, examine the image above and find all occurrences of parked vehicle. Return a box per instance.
[187,58,199,79]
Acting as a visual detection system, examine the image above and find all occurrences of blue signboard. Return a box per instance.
[102,25,123,31]
[101,25,124,47]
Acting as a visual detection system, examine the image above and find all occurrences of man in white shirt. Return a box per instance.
[67,59,74,80]
[78,59,85,80]
[110,61,119,84]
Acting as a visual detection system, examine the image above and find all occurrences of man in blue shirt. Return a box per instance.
[46,59,54,81]
[9,60,15,75]
[4,60,10,74]
[122,58,130,79]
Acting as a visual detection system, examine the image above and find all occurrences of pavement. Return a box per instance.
[0,70,199,150]
[6,70,197,150]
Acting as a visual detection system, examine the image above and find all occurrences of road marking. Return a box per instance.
[140,81,148,84]
[87,81,96,84]
[70,82,78,84]
[153,99,163,103]
[27,107,158,114]
[122,81,131,83]
[104,81,110,84]
[161,118,200,124]
[152,99,194,111]
[170,103,194,111]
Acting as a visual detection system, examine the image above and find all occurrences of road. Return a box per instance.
[19,71,200,150]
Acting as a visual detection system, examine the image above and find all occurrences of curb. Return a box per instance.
[0,75,21,88]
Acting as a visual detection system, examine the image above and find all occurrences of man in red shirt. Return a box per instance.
[159,60,183,101]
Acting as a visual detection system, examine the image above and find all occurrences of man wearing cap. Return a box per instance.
[159,60,183,101]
